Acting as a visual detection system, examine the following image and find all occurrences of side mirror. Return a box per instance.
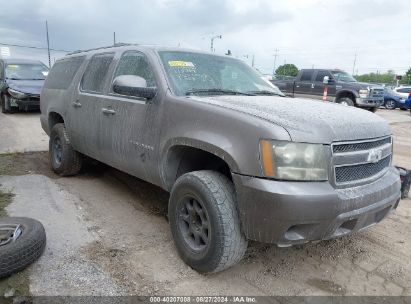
[112,75,157,99]
[323,76,335,85]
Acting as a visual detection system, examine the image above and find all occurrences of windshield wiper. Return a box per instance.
[246,90,285,96]
[185,89,255,96]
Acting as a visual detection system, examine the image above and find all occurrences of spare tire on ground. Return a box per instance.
[0,217,46,278]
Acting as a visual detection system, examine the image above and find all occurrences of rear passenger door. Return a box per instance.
[294,70,314,98]
[98,50,157,180]
[68,52,115,159]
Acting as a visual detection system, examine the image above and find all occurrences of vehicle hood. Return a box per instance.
[357,82,384,89]
[188,95,391,144]
[5,79,44,95]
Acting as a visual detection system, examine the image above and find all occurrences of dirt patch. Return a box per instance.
[0,189,14,217]
[306,278,346,295]
[0,152,53,178]
[0,271,31,302]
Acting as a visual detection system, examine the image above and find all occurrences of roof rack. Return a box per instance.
[67,43,137,55]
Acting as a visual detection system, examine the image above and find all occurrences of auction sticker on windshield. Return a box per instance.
[168,61,195,67]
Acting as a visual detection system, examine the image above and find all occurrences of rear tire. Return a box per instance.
[49,123,82,176]
[169,170,247,273]
[368,107,378,113]
[337,97,354,107]
[0,217,46,278]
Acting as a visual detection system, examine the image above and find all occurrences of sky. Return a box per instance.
[0,0,409,75]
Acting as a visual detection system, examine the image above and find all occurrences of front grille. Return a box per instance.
[335,155,391,183]
[332,136,392,185]
[333,137,391,153]
[370,88,384,98]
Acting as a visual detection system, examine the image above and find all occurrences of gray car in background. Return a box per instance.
[40,45,401,273]
[0,58,49,113]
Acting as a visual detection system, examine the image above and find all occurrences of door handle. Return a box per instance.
[296,85,300,88]
[72,101,82,108]
[102,108,116,115]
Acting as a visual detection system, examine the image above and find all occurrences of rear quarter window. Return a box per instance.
[43,56,85,90]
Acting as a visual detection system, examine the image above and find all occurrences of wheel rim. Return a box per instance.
[386,100,395,109]
[178,195,210,252]
[0,224,22,246]
[340,101,349,106]
[52,136,62,166]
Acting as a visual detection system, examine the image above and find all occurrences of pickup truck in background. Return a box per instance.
[273,69,384,112]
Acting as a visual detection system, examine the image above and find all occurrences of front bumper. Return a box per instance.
[233,166,401,246]
[356,97,383,107]
[10,96,40,108]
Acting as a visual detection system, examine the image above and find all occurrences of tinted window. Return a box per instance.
[315,70,331,82]
[44,56,85,90]
[300,70,313,82]
[113,51,156,87]
[81,53,114,93]
[397,88,411,93]
[0,62,3,79]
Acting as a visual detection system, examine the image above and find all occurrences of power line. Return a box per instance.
[0,42,71,53]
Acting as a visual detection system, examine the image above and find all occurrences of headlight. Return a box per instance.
[359,89,369,98]
[8,88,27,99]
[259,140,328,181]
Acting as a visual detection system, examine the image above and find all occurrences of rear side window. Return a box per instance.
[315,70,331,82]
[81,53,114,93]
[44,56,85,90]
[397,88,411,93]
[300,70,313,82]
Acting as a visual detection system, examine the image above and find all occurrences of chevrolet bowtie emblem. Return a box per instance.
[367,148,383,163]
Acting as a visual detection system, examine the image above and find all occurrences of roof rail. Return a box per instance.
[67,43,137,55]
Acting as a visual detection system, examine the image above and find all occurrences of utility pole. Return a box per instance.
[272,49,279,75]
[46,20,51,68]
[352,52,357,75]
[113,32,116,46]
[251,54,255,68]
[210,34,222,52]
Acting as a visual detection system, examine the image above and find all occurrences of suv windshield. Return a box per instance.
[158,51,283,97]
[331,70,357,83]
[5,63,49,80]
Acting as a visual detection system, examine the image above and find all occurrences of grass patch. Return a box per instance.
[0,154,16,176]
[0,189,13,217]
[0,270,31,300]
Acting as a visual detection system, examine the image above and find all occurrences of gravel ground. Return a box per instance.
[0,109,410,296]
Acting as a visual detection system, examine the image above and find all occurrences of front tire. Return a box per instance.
[384,99,396,110]
[337,97,354,107]
[1,94,15,114]
[169,171,247,273]
[49,123,82,176]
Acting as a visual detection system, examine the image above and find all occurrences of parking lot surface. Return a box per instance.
[0,109,410,296]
